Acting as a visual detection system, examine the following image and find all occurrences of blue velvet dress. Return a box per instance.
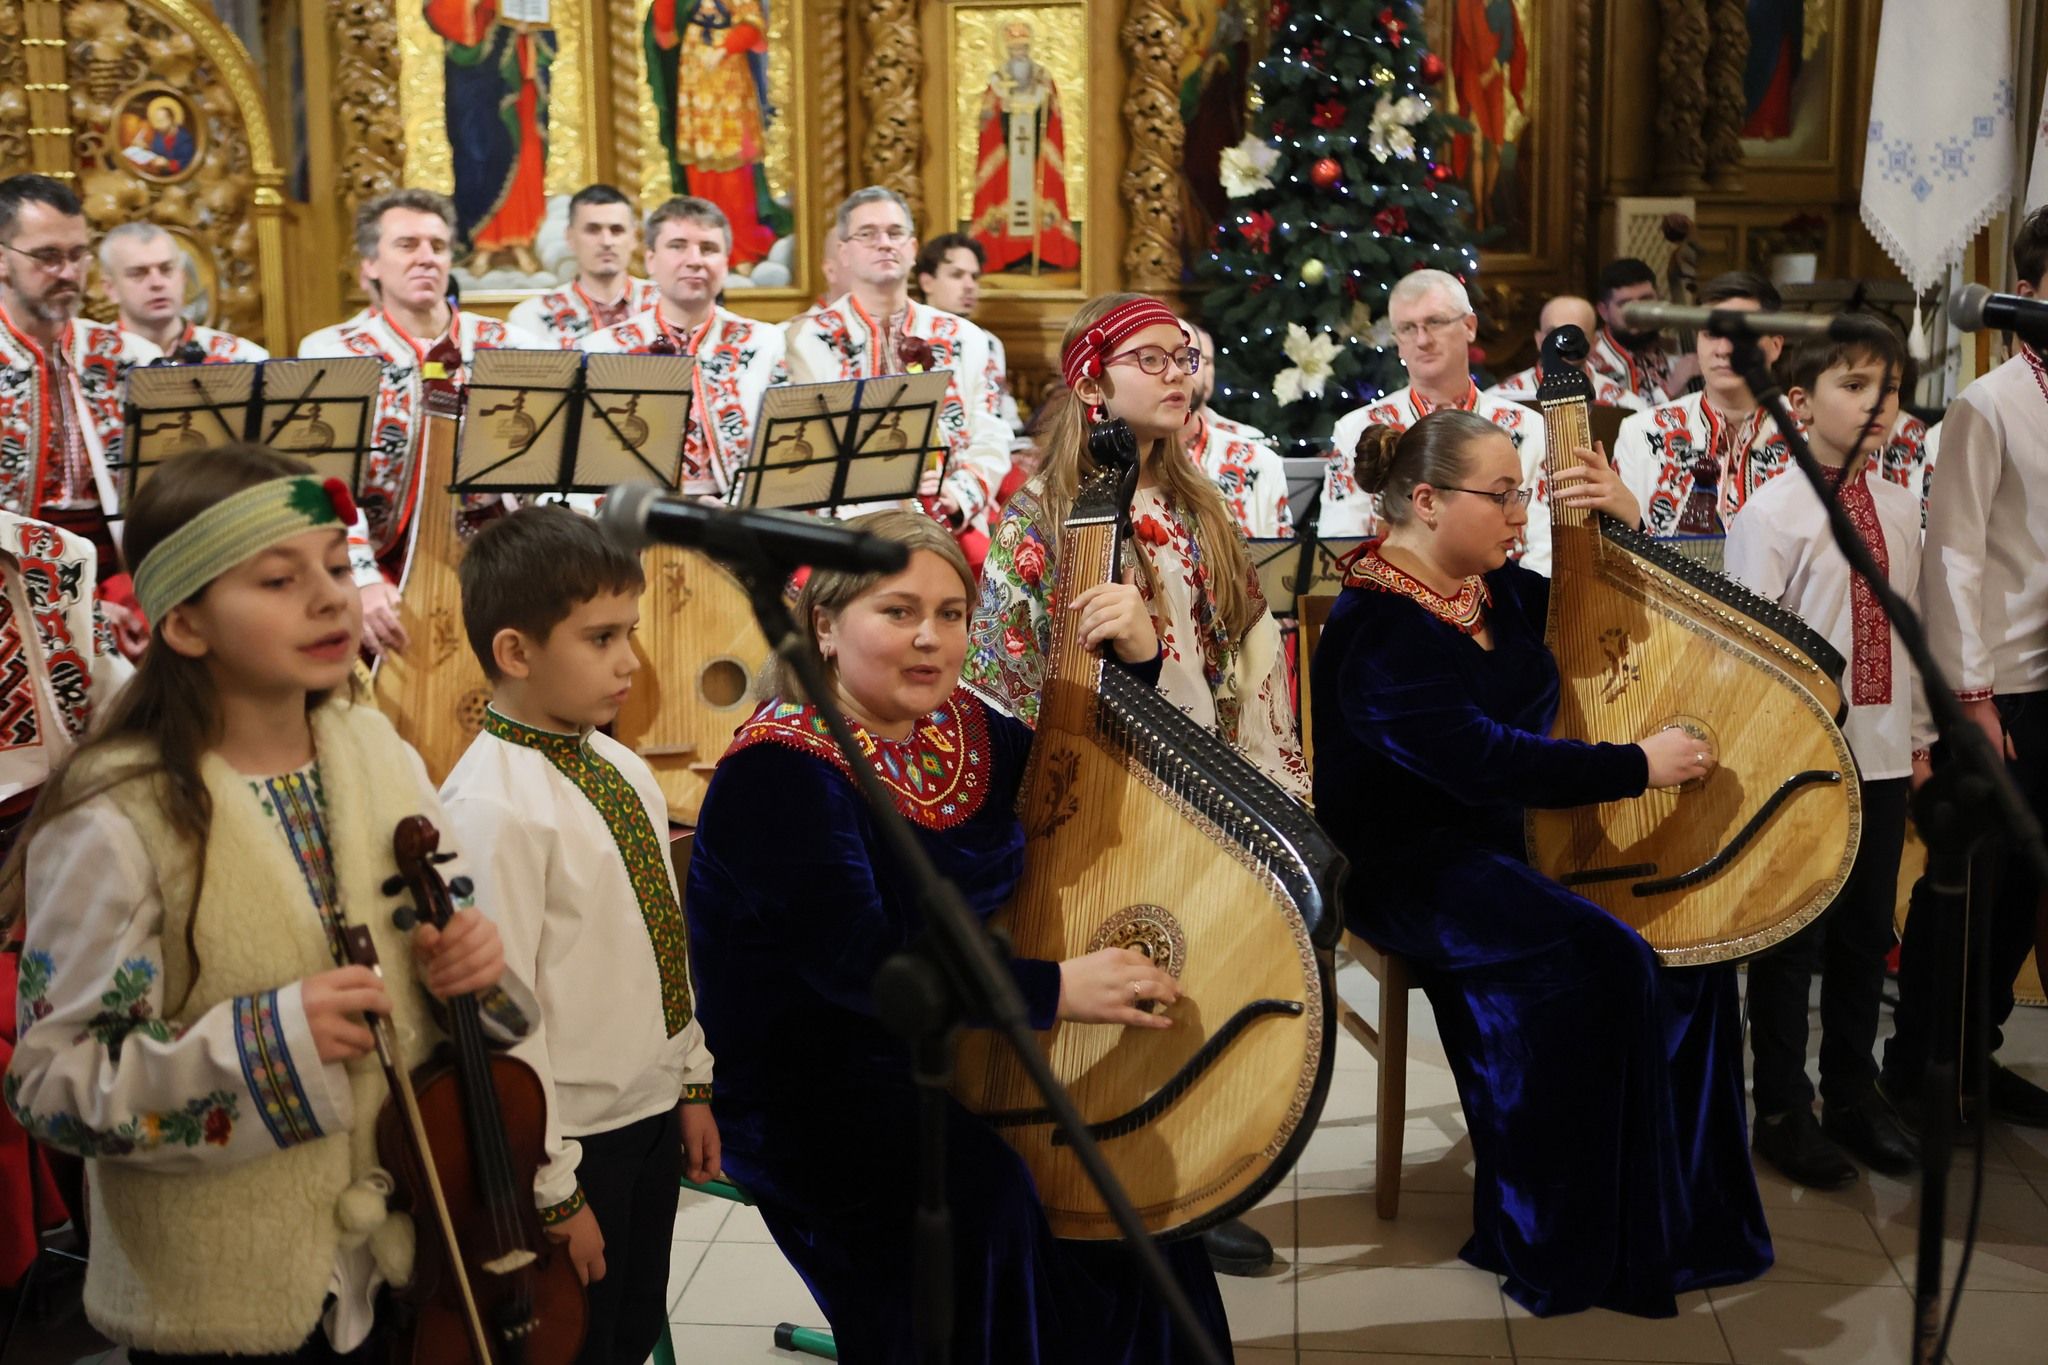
[686,686,1232,1363]
[1309,551,1773,1318]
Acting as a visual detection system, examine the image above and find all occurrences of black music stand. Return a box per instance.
[731,372,950,512]
[451,349,696,497]
[1249,535,1368,617]
[123,356,382,500]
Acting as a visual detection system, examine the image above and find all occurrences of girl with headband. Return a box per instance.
[964,292,1306,1278]
[2,445,533,1362]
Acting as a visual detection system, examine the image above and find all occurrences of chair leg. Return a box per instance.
[1374,959,1410,1220]
[651,1319,678,1365]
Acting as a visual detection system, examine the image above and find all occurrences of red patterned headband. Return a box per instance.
[1060,298,1188,392]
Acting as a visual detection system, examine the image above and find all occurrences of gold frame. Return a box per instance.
[106,81,208,185]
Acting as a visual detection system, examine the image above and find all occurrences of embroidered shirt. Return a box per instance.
[1587,328,1677,405]
[724,686,993,831]
[0,511,130,808]
[1187,413,1294,539]
[1612,390,1792,539]
[0,308,159,520]
[1484,362,1646,411]
[440,712,714,1218]
[1725,461,1926,779]
[1343,541,1492,636]
[1319,383,1552,573]
[137,323,270,365]
[509,278,662,349]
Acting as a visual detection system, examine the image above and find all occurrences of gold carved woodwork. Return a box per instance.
[1118,0,1183,294]
[13,3,73,178]
[58,0,287,348]
[816,0,849,213]
[329,0,404,287]
[858,0,923,221]
[1654,0,1710,193]
[1701,0,1748,189]
[0,6,27,176]
[606,0,643,199]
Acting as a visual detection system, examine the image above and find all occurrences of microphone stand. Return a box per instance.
[717,548,1229,1365]
[1719,325,2048,1365]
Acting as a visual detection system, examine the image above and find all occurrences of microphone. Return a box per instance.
[599,483,910,575]
[1619,301,1874,340]
[1948,283,2048,347]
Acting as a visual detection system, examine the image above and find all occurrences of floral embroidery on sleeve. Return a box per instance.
[5,1072,237,1158]
[964,496,1056,725]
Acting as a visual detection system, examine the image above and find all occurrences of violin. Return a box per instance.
[343,816,586,1363]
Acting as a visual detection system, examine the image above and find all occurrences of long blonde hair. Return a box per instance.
[1028,293,1257,640]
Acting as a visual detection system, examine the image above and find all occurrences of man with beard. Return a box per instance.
[299,188,544,654]
[1589,257,1700,405]
[98,221,267,363]
[509,183,661,348]
[0,175,158,651]
[580,196,787,500]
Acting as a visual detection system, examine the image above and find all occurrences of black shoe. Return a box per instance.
[1202,1217,1273,1277]
[1875,1072,1923,1141]
[1987,1061,2048,1128]
[1822,1094,1919,1175]
[1754,1107,1857,1189]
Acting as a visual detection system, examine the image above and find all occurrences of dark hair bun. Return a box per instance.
[1352,423,1405,495]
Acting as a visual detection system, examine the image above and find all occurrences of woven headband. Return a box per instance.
[133,475,359,622]
[1060,299,1187,392]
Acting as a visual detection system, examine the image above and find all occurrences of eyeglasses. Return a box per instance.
[1106,345,1201,377]
[847,225,912,246]
[1433,484,1533,510]
[1392,312,1471,342]
[1,241,92,272]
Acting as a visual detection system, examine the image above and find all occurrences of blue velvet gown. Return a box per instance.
[686,685,1232,1363]
[1309,551,1773,1318]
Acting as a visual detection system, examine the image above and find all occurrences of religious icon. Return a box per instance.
[1448,0,1530,236]
[970,20,1080,273]
[423,0,557,275]
[112,86,203,183]
[645,0,791,268]
[1178,1,1260,259]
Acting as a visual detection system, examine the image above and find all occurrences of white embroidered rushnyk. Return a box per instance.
[1860,0,2015,293]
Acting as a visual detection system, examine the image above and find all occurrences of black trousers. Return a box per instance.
[1749,777,1911,1115]
[1885,691,2048,1084]
[574,1106,683,1365]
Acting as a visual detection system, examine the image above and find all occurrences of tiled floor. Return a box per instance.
[656,955,2048,1363]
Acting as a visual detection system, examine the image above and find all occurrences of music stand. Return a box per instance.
[1249,535,1368,617]
[451,349,696,496]
[123,355,382,501]
[731,371,950,512]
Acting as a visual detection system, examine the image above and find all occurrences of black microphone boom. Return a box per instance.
[1618,300,1872,341]
[1948,283,2048,348]
[599,483,910,575]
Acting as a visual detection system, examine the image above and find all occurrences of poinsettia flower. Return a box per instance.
[1367,93,1429,162]
[1218,134,1280,198]
[1239,210,1276,253]
[1272,323,1343,407]
[1312,100,1348,130]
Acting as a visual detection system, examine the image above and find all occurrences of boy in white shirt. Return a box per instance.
[1725,318,1922,1187]
[440,505,718,1365]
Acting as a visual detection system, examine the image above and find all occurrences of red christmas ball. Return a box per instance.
[1310,157,1343,189]
[1420,52,1446,83]
[1427,162,1454,185]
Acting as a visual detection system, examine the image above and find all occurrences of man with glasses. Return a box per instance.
[510,183,662,348]
[1185,322,1292,538]
[785,187,1010,544]
[1319,269,1549,571]
[98,222,267,364]
[299,188,545,655]
[581,196,787,500]
[0,175,160,647]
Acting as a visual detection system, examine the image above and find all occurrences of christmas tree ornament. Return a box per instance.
[1370,66,1395,87]
[1311,99,1347,130]
[1310,157,1342,188]
[1420,52,1446,84]
[1300,258,1327,285]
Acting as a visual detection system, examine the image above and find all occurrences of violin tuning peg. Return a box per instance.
[380,874,407,896]
[449,876,474,899]
[392,905,419,932]
[430,851,458,866]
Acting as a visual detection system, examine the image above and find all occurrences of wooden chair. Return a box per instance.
[1299,593,1416,1220]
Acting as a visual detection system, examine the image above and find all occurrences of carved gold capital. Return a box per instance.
[331,0,404,257]
[1119,0,1184,293]
[857,0,922,220]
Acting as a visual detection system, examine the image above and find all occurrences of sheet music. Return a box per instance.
[735,371,951,511]
[454,349,581,490]
[125,355,380,498]
[575,353,695,491]
[125,362,255,472]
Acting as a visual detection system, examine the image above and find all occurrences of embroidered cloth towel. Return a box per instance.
[2027,66,2048,212]
[1861,0,2016,290]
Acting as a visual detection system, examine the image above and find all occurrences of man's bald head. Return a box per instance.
[1536,294,1598,346]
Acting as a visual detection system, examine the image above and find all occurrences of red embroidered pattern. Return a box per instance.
[1343,541,1491,635]
[1829,467,1893,706]
[723,685,992,830]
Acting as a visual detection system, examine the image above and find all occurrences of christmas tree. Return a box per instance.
[1193,2,1478,457]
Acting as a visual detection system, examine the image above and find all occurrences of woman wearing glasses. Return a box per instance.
[965,292,1303,1278]
[1308,410,1773,1318]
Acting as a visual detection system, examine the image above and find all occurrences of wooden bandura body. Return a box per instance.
[1525,325,1861,964]
[953,452,1345,1240]
[612,546,765,824]
[372,374,497,782]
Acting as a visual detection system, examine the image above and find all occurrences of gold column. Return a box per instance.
[23,2,74,178]
[857,0,922,220]
[1118,0,1184,293]
[1654,0,1711,193]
